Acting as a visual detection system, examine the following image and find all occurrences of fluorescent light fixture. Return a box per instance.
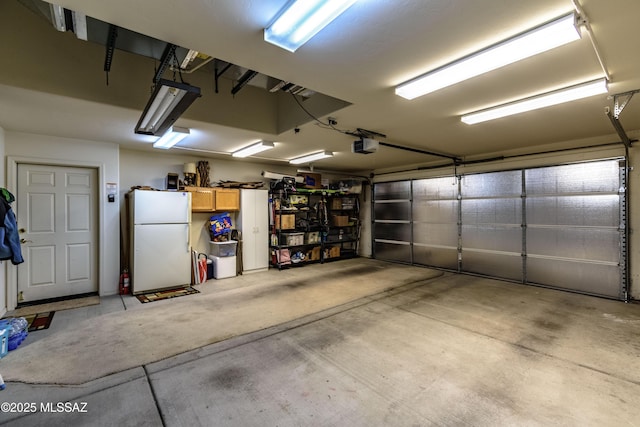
[289,151,334,164]
[72,11,88,41]
[153,126,190,149]
[135,79,201,136]
[395,13,581,100]
[461,78,608,125]
[181,50,199,69]
[265,0,358,52]
[49,4,66,31]
[232,141,275,158]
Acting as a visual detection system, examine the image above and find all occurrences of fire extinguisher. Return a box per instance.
[119,269,130,295]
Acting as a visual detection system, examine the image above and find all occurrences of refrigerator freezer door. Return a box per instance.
[133,190,191,224]
[132,223,191,293]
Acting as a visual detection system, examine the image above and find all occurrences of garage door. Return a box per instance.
[373,159,627,300]
[525,162,624,298]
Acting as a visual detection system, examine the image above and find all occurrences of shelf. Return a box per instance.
[269,190,360,270]
[271,243,322,249]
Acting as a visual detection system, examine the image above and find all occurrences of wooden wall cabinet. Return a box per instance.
[184,187,240,212]
[185,187,215,212]
[214,188,240,211]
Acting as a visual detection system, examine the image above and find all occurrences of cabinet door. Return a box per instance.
[215,189,240,211]
[185,187,215,212]
[241,190,269,272]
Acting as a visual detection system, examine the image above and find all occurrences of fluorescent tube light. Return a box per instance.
[232,141,275,158]
[461,78,608,125]
[181,50,199,69]
[135,79,201,136]
[289,151,334,164]
[265,0,358,52]
[395,13,581,100]
[49,4,66,31]
[153,126,190,149]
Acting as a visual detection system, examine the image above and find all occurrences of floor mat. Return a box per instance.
[23,311,55,332]
[135,287,200,304]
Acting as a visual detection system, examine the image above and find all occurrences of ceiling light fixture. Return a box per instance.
[461,78,608,125]
[289,151,334,164]
[135,79,201,136]
[395,13,581,100]
[152,126,190,149]
[264,0,358,52]
[232,141,275,158]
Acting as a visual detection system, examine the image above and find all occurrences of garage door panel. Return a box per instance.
[413,244,458,269]
[527,257,621,298]
[462,250,522,281]
[374,181,411,200]
[527,195,619,227]
[526,162,620,194]
[462,225,522,253]
[375,241,411,263]
[413,177,457,199]
[374,201,410,221]
[527,228,620,263]
[375,222,411,242]
[461,198,522,224]
[461,171,521,197]
[414,222,457,247]
[413,199,457,222]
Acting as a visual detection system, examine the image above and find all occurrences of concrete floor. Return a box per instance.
[1,260,639,426]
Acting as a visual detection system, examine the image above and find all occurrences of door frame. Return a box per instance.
[6,156,105,310]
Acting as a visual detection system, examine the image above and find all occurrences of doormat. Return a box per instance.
[135,287,200,304]
[1,311,55,332]
[22,311,55,332]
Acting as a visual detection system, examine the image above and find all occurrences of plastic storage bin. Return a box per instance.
[305,231,320,244]
[208,255,237,279]
[209,241,237,257]
[0,321,10,358]
[281,232,304,246]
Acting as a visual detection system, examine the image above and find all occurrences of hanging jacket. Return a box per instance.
[0,193,24,265]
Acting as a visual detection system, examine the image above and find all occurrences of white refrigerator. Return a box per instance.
[129,190,192,294]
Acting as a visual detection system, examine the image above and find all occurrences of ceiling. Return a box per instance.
[1,0,639,174]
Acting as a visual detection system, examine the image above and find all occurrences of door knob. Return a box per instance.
[19,228,26,233]
[20,238,33,244]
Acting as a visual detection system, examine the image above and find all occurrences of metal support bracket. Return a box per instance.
[611,90,638,119]
[103,24,118,85]
[231,70,258,96]
[154,43,177,83]
[214,59,233,94]
[605,89,640,148]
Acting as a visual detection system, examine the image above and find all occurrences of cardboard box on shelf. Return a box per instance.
[298,173,322,189]
[305,246,321,261]
[275,214,295,229]
[331,215,349,227]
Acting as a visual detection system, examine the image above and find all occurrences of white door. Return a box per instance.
[17,164,98,303]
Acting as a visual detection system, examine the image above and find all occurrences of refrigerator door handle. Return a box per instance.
[187,224,191,253]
